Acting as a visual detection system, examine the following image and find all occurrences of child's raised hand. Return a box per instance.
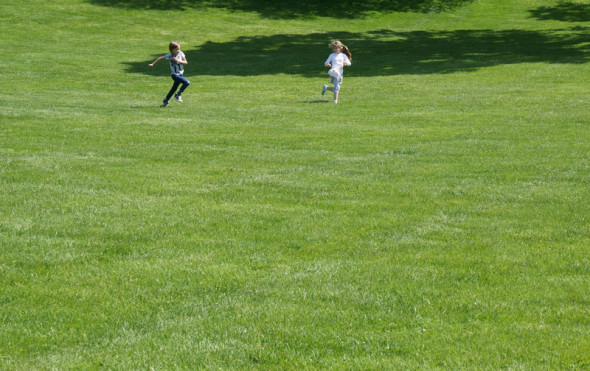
[326,63,331,68]
[148,63,154,67]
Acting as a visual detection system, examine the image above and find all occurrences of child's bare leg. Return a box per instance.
[334,91,339,103]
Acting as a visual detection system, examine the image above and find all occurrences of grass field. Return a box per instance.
[1,0,589,368]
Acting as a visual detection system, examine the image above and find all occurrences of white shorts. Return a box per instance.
[330,76,342,93]
[328,69,343,92]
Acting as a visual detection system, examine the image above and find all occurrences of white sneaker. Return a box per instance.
[174,95,183,102]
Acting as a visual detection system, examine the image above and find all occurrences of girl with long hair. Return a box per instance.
[321,40,352,104]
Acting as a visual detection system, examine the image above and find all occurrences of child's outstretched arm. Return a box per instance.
[148,56,165,67]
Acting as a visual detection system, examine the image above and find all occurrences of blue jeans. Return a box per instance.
[165,74,190,102]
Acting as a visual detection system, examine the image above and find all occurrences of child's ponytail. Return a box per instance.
[342,45,352,61]
[329,40,352,61]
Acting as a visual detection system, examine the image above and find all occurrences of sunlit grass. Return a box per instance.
[1,0,589,368]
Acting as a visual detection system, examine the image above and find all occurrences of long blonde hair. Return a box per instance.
[329,40,352,61]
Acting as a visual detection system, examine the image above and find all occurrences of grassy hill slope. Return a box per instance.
[1,0,589,368]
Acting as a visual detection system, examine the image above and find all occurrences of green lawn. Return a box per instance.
[1,0,589,368]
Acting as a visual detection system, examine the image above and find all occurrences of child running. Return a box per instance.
[321,40,352,104]
[149,41,190,107]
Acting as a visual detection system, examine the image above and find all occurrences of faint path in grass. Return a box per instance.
[89,0,474,18]
[303,99,331,104]
[123,27,589,78]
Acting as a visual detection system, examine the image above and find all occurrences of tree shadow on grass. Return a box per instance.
[125,28,589,78]
[529,2,590,22]
[90,0,473,18]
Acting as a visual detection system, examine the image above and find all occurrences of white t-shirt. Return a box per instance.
[165,51,186,75]
[324,52,351,77]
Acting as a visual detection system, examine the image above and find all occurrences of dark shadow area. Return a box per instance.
[125,28,589,78]
[529,2,590,22]
[90,0,473,18]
